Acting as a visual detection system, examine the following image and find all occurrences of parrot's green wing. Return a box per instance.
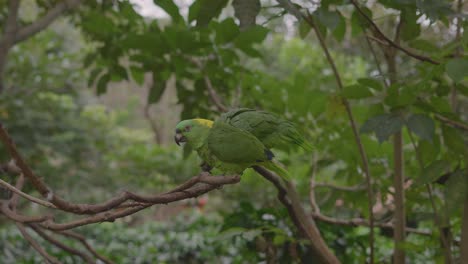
[220,108,312,151]
[207,121,271,164]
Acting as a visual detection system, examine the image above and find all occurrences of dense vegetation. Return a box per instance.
[0,0,467,263]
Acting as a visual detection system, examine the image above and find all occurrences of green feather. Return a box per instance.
[261,161,290,181]
[220,108,312,152]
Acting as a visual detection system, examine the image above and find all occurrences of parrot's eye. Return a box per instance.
[185,126,191,132]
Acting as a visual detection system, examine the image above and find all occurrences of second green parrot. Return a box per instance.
[175,118,289,179]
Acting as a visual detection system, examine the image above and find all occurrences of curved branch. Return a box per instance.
[16,223,61,264]
[253,166,340,263]
[53,230,114,264]
[276,1,375,262]
[14,0,83,44]
[29,224,95,263]
[1,201,52,223]
[350,0,440,65]
[0,177,56,209]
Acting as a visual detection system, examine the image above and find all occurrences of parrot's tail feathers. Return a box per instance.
[281,132,313,152]
[262,162,290,181]
[297,140,313,151]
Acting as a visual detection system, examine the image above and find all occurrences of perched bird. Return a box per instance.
[174,118,290,180]
[219,108,312,152]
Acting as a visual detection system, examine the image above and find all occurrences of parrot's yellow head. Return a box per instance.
[174,119,214,148]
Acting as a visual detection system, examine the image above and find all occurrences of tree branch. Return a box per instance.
[184,56,228,112]
[0,177,56,209]
[253,166,340,263]
[16,223,61,264]
[53,229,114,264]
[29,224,95,264]
[435,114,468,132]
[14,0,83,44]
[276,1,375,262]
[0,0,21,92]
[350,0,439,65]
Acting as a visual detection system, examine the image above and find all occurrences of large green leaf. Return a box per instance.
[444,170,468,214]
[148,73,168,104]
[360,113,404,143]
[215,18,240,44]
[442,125,466,156]
[406,114,435,141]
[189,0,229,26]
[357,78,383,91]
[446,58,468,82]
[342,84,373,99]
[154,0,184,23]
[416,159,450,185]
[96,73,111,95]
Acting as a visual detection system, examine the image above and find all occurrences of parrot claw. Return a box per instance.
[200,162,212,172]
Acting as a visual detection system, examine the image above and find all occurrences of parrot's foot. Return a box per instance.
[199,171,212,177]
[200,162,212,173]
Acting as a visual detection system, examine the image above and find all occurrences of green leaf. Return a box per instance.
[350,7,372,36]
[217,227,247,240]
[273,235,287,245]
[242,229,262,241]
[96,73,110,95]
[417,139,439,165]
[111,65,128,81]
[215,18,240,44]
[342,84,373,99]
[444,170,468,214]
[446,58,468,82]
[408,39,439,53]
[417,159,450,185]
[88,68,102,87]
[189,0,229,26]
[442,125,466,156]
[234,25,268,56]
[315,9,340,30]
[400,9,421,41]
[406,114,435,141]
[148,74,168,104]
[360,113,404,143]
[130,66,145,86]
[332,12,346,41]
[298,20,311,39]
[357,78,383,91]
[154,0,184,23]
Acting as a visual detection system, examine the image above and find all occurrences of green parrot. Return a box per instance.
[174,118,290,179]
[219,108,312,152]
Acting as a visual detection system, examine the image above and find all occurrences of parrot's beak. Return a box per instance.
[174,133,186,146]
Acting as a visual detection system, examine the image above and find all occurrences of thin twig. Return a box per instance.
[184,56,228,112]
[29,224,95,263]
[0,177,56,209]
[435,114,468,132]
[350,0,440,65]
[314,182,367,192]
[53,230,114,264]
[1,201,52,223]
[16,223,61,264]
